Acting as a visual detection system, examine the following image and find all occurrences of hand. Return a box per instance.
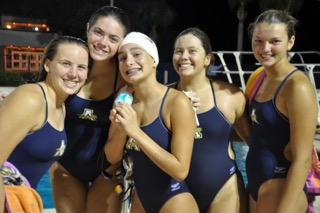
[110,102,139,135]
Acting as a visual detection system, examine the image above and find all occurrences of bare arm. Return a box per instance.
[104,107,128,164]
[112,91,195,181]
[277,74,318,212]
[0,84,44,212]
[232,90,251,145]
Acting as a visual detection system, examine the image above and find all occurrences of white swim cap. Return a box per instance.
[119,32,159,66]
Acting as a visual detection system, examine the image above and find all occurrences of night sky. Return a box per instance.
[1,0,319,53]
[168,0,320,52]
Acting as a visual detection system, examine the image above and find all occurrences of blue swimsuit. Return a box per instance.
[58,94,114,182]
[246,69,299,201]
[58,71,119,182]
[186,81,238,212]
[125,88,190,213]
[7,84,67,188]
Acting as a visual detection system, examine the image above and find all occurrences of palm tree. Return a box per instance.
[228,0,305,52]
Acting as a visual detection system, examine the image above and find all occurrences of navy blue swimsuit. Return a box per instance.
[8,84,67,188]
[186,81,238,212]
[246,69,298,201]
[125,88,190,213]
[58,70,119,182]
[58,94,114,182]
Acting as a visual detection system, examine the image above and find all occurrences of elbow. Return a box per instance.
[104,147,122,165]
[106,153,122,165]
[172,168,189,182]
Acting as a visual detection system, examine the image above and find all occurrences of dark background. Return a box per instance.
[1,0,319,61]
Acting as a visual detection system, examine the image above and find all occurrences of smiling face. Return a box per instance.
[251,22,295,68]
[117,43,155,84]
[44,43,89,95]
[87,16,126,62]
[172,34,210,78]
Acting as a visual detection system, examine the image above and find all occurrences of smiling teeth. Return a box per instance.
[180,63,190,67]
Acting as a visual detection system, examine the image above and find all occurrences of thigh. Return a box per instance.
[249,194,257,213]
[207,173,246,213]
[160,193,199,213]
[50,162,88,213]
[130,191,146,213]
[87,175,121,213]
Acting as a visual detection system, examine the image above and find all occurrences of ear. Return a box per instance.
[44,59,50,73]
[204,54,211,66]
[153,60,157,69]
[287,35,295,51]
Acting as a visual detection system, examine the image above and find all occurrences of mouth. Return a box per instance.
[179,63,192,68]
[260,54,272,60]
[125,68,141,76]
[63,80,78,89]
[92,44,108,56]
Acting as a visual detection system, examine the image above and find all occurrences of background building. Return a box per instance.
[0,14,58,83]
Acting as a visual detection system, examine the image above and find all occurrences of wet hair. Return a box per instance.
[248,9,298,40]
[174,27,214,65]
[87,6,130,36]
[36,36,89,82]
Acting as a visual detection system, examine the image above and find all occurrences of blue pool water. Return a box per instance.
[36,142,249,209]
[36,172,55,208]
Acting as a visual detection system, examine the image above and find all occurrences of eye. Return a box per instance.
[110,36,120,43]
[133,52,141,57]
[94,28,103,36]
[253,39,262,44]
[118,55,127,62]
[271,39,281,44]
[62,61,71,67]
[78,65,88,71]
[174,49,182,54]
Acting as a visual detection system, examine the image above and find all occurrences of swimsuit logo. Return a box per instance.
[250,108,259,124]
[54,140,66,156]
[195,126,203,139]
[170,182,181,191]
[275,167,287,174]
[229,165,236,174]
[78,108,98,121]
[125,137,140,151]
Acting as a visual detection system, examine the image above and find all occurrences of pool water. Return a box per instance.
[37,172,55,208]
[36,142,249,209]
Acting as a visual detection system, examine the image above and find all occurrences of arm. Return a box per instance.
[232,90,251,145]
[277,74,318,212]
[113,91,195,181]
[138,91,196,181]
[0,85,44,212]
[104,107,128,164]
[105,84,134,164]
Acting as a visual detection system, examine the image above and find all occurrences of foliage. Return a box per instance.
[0,71,25,86]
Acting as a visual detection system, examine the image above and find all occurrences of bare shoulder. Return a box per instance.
[285,70,316,92]
[166,88,190,105]
[212,79,243,96]
[166,82,178,89]
[2,84,45,112]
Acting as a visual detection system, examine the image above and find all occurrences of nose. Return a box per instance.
[67,66,78,78]
[125,55,134,65]
[181,50,189,59]
[98,36,109,47]
[262,42,271,51]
